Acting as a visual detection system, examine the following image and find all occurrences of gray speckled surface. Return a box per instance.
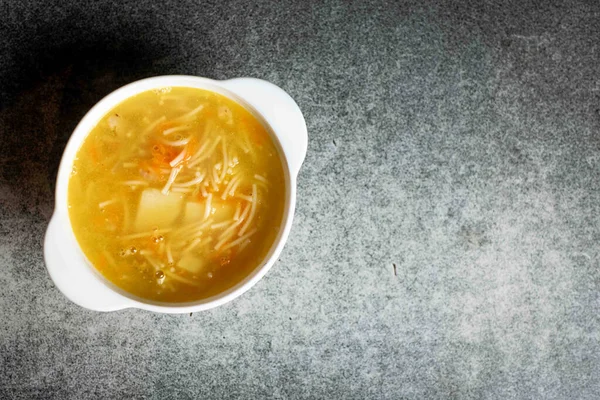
[1,0,600,398]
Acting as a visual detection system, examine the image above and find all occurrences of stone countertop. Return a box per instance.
[1,1,599,398]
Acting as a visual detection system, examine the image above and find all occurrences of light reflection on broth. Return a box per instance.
[68,87,285,302]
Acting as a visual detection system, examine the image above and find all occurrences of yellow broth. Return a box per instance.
[68,87,286,302]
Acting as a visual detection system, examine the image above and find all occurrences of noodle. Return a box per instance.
[238,184,257,236]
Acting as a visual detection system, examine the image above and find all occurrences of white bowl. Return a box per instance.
[44,76,307,313]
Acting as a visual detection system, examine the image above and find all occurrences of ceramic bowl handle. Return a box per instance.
[222,78,308,177]
[44,216,133,311]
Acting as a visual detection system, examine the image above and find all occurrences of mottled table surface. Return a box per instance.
[1,1,599,399]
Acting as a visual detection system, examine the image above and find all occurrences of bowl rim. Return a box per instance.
[51,75,297,312]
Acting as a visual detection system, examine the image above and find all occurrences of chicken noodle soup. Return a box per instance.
[68,87,286,302]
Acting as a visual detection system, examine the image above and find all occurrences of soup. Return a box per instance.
[68,87,286,302]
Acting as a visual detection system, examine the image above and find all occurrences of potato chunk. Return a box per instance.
[178,253,206,274]
[134,188,184,231]
[183,202,205,224]
[211,200,235,221]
